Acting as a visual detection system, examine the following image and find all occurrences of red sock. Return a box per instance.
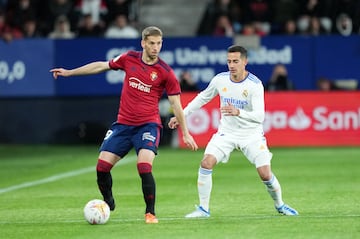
[137,162,152,174]
[96,159,113,172]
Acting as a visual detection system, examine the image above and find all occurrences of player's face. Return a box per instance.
[227,52,247,76]
[142,36,163,61]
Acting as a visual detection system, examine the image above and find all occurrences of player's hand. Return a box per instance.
[168,116,179,129]
[220,102,240,116]
[50,68,68,79]
[182,133,198,151]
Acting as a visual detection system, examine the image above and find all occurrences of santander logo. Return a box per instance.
[264,106,360,133]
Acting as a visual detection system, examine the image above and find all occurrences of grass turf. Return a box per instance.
[0,145,359,239]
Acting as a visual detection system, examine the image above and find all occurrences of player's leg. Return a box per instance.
[133,123,160,223]
[97,123,132,211]
[137,149,157,223]
[184,154,216,218]
[257,165,285,208]
[259,167,298,215]
[185,132,234,218]
[242,137,298,215]
[96,151,120,211]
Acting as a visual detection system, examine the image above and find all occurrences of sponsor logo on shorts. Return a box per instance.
[142,132,156,142]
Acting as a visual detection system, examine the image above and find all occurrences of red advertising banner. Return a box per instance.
[179,92,360,147]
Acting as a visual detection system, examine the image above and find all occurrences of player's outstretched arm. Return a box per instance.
[50,61,110,79]
[168,95,198,151]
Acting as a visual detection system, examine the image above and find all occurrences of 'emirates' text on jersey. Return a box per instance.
[109,51,181,126]
[184,71,265,134]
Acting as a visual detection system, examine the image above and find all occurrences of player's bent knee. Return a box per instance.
[201,155,217,169]
[256,165,272,181]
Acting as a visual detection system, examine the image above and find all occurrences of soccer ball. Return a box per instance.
[83,199,110,225]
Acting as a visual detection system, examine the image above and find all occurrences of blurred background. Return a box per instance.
[0,0,359,146]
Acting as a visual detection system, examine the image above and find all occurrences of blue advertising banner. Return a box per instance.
[54,36,360,94]
[250,36,314,90]
[254,35,360,90]
[314,35,360,83]
[54,37,233,96]
[0,39,54,97]
[0,36,359,97]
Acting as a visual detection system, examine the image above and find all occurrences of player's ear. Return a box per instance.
[141,40,145,48]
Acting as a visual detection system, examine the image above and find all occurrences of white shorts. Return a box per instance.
[204,131,273,168]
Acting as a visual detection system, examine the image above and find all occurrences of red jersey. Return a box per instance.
[109,50,181,126]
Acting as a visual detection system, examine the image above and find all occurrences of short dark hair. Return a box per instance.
[227,45,248,58]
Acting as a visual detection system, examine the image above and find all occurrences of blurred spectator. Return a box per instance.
[228,1,243,34]
[317,77,342,91]
[296,0,325,35]
[5,0,37,30]
[74,0,108,29]
[77,13,104,37]
[196,0,233,36]
[48,15,76,39]
[323,0,358,34]
[319,16,332,34]
[299,0,321,17]
[271,0,300,33]
[106,0,135,25]
[212,14,234,37]
[296,15,311,34]
[179,71,198,92]
[22,16,42,38]
[0,8,22,42]
[243,0,272,35]
[241,21,268,36]
[265,64,295,91]
[308,16,327,35]
[41,0,77,36]
[282,19,298,35]
[241,22,256,35]
[104,13,139,38]
[335,13,353,36]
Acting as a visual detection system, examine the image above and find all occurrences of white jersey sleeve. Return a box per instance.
[184,71,265,134]
[183,77,219,117]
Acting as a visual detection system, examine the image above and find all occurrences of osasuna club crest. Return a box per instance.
[150,72,158,81]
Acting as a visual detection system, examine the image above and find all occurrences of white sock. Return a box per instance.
[197,167,212,212]
[263,174,284,208]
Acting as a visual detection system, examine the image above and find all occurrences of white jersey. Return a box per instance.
[184,71,265,136]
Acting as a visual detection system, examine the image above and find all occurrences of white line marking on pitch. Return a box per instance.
[0,155,136,195]
[0,214,359,225]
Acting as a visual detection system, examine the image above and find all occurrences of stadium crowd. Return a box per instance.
[197,0,360,37]
[0,0,359,42]
[0,0,139,41]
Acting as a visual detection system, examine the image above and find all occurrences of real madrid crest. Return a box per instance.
[150,72,158,81]
[242,90,248,97]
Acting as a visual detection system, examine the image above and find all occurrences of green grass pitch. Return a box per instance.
[0,145,359,239]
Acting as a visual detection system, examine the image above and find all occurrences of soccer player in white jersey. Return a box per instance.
[168,45,298,217]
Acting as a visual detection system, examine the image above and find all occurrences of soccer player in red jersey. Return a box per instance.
[50,26,198,224]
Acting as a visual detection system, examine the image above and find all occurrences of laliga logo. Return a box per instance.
[0,61,26,84]
[264,106,360,132]
[263,108,311,133]
[187,108,220,134]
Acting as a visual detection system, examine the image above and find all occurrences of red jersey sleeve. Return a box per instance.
[109,52,127,70]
